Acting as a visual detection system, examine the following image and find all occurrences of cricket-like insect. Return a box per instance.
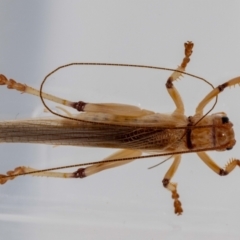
[0,41,240,215]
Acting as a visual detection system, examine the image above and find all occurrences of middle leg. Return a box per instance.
[165,41,194,115]
[162,154,183,215]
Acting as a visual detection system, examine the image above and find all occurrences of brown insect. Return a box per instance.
[0,41,239,215]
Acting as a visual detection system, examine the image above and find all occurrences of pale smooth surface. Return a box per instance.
[1,1,240,240]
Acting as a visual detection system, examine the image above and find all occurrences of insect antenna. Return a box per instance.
[148,155,173,169]
[0,63,220,181]
[39,62,218,127]
[0,145,225,180]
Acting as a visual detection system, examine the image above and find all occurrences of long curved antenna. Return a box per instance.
[39,63,217,127]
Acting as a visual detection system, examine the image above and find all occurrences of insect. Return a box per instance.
[0,41,240,215]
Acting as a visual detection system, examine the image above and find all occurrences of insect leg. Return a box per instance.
[162,154,183,215]
[195,76,240,116]
[72,149,142,178]
[0,149,142,184]
[0,74,68,106]
[197,151,240,176]
[0,74,153,117]
[72,103,154,117]
[166,41,194,114]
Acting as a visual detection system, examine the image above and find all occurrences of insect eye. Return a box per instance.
[226,147,232,150]
[221,116,229,124]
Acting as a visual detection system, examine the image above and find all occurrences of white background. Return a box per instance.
[1,1,240,240]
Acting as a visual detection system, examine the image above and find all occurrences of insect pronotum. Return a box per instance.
[0,41,240,215]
